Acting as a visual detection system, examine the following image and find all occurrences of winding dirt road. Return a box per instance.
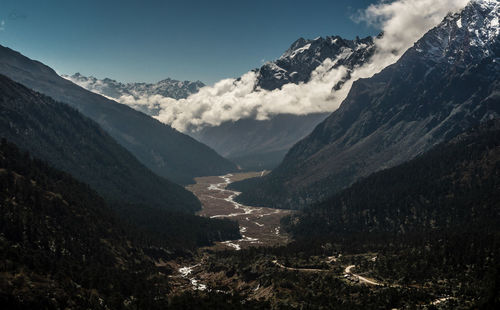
[344,265,382,286]
[271,259,383,287]
[272,260,329,272]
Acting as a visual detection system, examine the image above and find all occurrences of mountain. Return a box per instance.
[63,73,205,115]
[0,139,170,308]
[0,45,236,184]
[285,119,500,237]
[191,35,376,169]
[190,113,329,170]
[254,35,375,91]
[231,0,500,209]
[0,139,241,308]
[281,120,500,307]
[0,74,199,212]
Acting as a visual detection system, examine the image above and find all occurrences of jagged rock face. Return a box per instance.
[415,0,499,65]
[255,36,375,91]
[233,0,500,209]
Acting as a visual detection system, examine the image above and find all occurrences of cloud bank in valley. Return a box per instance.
[74,0,470,132]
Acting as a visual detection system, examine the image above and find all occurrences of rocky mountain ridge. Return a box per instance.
[254,35,375,91]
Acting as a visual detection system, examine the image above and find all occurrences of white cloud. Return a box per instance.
[0,20,5,31]
[149,58,351,131]
[354,0,469,65]
[75,0,470,132]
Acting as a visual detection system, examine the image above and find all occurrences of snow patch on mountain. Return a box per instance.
[285,43,312,59]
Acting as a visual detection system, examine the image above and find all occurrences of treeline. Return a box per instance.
[0,139,167,308]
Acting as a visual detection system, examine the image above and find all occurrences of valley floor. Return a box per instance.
[169,172,294,295]
[187,172,292,250]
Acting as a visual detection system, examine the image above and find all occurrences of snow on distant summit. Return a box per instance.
[63,73,204,115]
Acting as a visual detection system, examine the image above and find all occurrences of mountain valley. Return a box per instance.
[0,0,499,308]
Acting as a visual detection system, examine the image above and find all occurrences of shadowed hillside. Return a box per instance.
[0,45,237,184]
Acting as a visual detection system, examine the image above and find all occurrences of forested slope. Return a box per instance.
[0,45,237,184]
[0,74,199,212]
[0,139,240,308]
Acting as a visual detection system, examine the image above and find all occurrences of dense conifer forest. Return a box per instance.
[0,139,241,308]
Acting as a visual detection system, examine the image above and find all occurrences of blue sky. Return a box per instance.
[0,0,379,85]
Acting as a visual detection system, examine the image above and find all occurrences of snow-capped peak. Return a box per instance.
[259,35,375,91]
[468,0,500,44]
[414,0,499,63]
[64,73,204,98]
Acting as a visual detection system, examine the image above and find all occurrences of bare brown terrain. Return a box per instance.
[186,171,292,250]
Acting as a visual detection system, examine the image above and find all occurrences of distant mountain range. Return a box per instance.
[63,73,205,115]
[1,0,499,308]
[231,0,500,208]
[0,46,236,184]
